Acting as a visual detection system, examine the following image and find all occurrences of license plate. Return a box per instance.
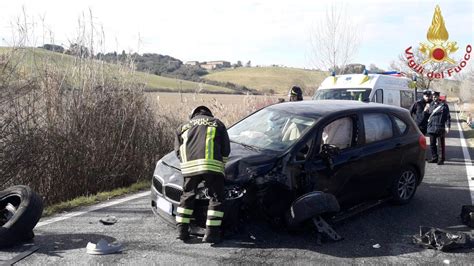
[157,196,172,215]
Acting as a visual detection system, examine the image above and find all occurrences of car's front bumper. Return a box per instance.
[150,174,245,234]
[150,185,177,227]
[150,176,209,234]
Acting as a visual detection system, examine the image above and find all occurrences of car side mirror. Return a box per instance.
[320,144,340,170]
[320,144,340,157]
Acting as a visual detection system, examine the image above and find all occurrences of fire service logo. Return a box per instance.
[405,5,471,79]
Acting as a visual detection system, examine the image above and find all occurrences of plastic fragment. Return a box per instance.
[86,239,122,255]
[99,216,118,225]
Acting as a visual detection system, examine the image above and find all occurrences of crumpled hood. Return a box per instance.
[154,143,279,187]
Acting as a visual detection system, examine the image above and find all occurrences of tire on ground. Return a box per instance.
[0,185,44,247]
[0,227,13,247]
[390,166,419,205]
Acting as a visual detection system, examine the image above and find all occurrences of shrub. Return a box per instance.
[0,12,275,206]
[0,46,177,205]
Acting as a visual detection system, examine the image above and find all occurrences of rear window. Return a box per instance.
[363,113,393,143]
[393,116,408,134]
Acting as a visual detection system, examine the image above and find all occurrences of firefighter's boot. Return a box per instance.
[177,223,190,241]
[202,226,222,244]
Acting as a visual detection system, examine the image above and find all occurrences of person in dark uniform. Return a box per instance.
[410,90,432,135]
[174,106,231,243]
[427,92,451,165]
[289,86,303,101]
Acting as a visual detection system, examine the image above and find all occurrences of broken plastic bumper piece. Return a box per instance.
[86,239,122,255]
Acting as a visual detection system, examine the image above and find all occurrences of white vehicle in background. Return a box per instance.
[313,71,415,109]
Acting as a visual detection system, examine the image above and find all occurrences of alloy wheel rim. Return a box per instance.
[397,171,416,200]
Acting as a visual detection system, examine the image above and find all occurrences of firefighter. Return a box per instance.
[174,106,230,243]
[410,90,432,135]
[289,86,303,101]
[427,92,451,165]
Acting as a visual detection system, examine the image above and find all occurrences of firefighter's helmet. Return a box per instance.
[288,86,303,101]
[190,105,213,119]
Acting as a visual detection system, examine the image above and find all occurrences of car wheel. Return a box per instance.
[0,186,43,248]
[390,167,418,205]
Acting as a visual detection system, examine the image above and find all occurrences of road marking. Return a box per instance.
[37,191,150,228]
[454,104,474,204]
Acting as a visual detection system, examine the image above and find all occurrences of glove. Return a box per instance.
[445,128,450,134]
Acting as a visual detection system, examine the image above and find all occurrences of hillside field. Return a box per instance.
[0,47,233,93]
[204,67,327,95]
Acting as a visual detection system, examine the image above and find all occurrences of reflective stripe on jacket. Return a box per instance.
[174,115,230,177]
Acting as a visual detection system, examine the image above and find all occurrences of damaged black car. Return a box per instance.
[151,100,426,238]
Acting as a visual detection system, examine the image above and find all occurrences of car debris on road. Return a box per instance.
[86,239,122,255]
[460,205,474,228]
[412,226,474,252]
[99,215,118,225]
[0,186,43,248]
[1,245,40,265]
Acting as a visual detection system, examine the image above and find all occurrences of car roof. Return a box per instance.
[269,100,407,118]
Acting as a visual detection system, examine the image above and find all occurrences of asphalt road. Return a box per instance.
[1,109,473,265]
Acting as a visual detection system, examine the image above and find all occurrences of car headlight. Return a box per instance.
[196,186,246,200]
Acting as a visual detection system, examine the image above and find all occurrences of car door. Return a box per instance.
[351,112,402,200]
[304,114,366,206]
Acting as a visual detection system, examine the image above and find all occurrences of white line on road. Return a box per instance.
[454,104,474,204]
[36,191,150,228]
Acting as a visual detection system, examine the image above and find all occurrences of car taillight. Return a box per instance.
[419,135,427,150]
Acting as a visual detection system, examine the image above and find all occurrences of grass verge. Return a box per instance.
[457,104,474,147]
[43,180,151,217]
[460,121,474,148]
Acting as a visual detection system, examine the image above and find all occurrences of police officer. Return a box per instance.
[427,92,451,165]
[289,86,303,101]
[410,90,432,134]
[174,106,230,243]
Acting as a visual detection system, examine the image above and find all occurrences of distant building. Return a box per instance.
[200,63,216,70]
[200,60,231,70]
[185,61,200,66]
[207,61,231,68]
[185,60,231,70]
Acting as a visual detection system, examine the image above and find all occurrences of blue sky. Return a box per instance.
[1,0,472,70]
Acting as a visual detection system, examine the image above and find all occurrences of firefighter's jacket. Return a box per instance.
[174,115,230,177]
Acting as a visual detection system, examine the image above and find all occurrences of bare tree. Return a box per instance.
[310,3,360,73]
[369,64,385,73]
[459,66,474,102]
[390,49,451,90]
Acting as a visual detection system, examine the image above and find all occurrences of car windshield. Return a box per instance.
[313,88,371,101]
[228,108,317,151]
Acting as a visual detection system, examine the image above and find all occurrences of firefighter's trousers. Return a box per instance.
[176,173,225,228]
